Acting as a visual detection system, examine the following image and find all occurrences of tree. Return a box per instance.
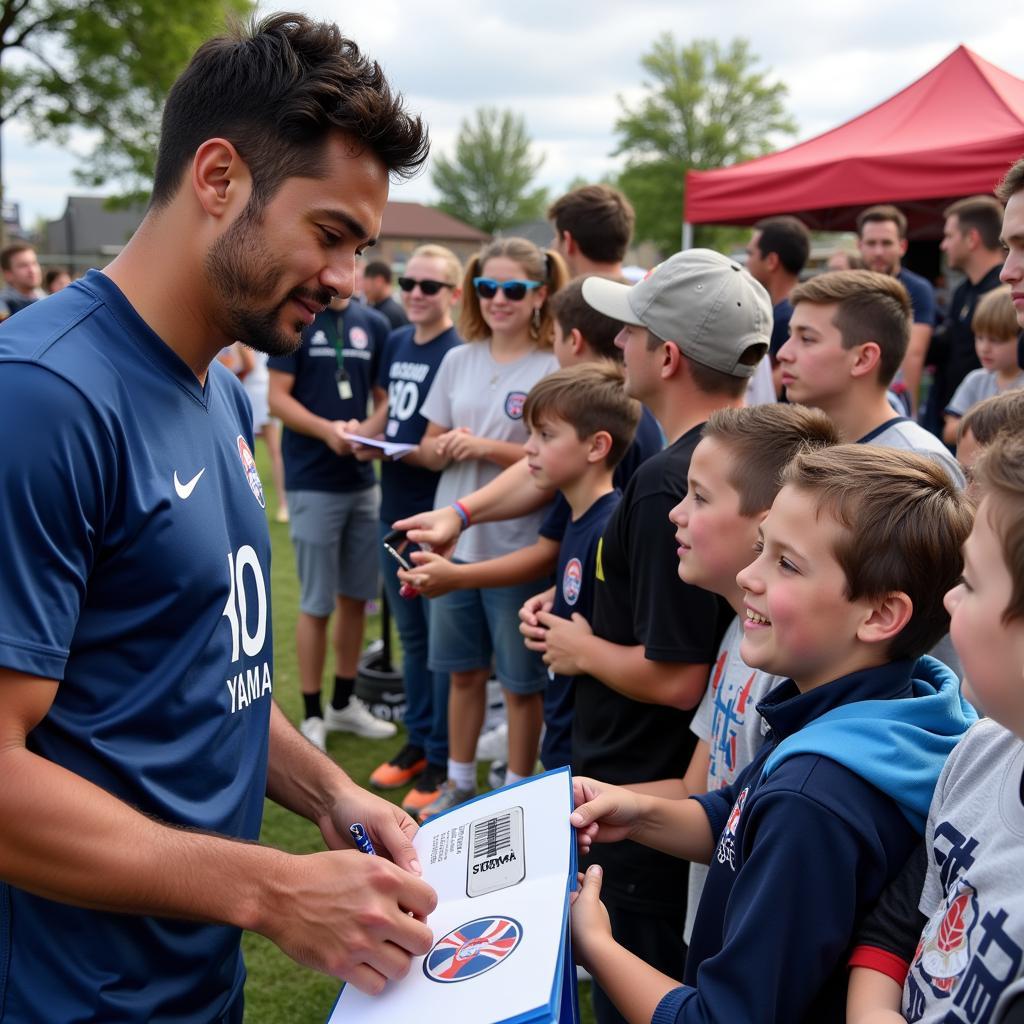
[614,35,797,256]
[432,107,547,234]
[0,0,253,216]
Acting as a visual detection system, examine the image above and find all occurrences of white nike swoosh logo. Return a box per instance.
[173,468,205,500]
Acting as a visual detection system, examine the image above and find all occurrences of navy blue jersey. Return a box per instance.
[768,297,794,357]
[377,324,462,522]
[538,405,662,542]
[898,266,937,327]
[541,490,620,771]
[0,271,274,1021]
[268,301,387,493]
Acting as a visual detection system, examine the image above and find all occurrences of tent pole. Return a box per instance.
[681,221,694,252]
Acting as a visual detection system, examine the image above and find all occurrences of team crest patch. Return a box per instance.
[236,436,266,509]
[915,877,979,998]
[504,391,527,419]
[562,557,583,606]
[311,329,329,346]
[349,326,369,350]
[424,916,523,983]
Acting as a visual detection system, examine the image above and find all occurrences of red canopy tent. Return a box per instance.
[683,46,1024,241]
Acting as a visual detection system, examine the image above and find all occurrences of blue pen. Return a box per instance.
[349,822,377,856]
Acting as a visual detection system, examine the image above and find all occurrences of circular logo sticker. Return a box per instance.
[237,435,266,509]
[562,557,583,606]
[504,391,527,420]
[423,916,523,983]
[349,326,369,350]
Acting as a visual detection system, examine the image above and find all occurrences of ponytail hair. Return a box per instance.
[458,237,568,347]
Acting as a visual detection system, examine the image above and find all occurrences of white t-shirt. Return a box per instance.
[684,615,783,944]
[421,341,558,562]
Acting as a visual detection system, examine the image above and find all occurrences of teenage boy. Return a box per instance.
[549,184,635,278]
[943,286,1024,444]
[269,294,397,750]
[569,444,977,1024]
[847,431,1024,1024]
[397,278,662,600]
[350,245,463,815]
[362,259,409,329]
[857,205,936,414]
[515,362,641,771]
[777,269,965,487]
[666,403,839,947]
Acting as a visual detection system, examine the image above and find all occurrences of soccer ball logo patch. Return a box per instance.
[423,916,523,983]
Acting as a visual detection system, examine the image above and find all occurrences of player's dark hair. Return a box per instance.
[550,277,623,361]
[753,216,810,276]
[363,261,392,282]
[151,12,428,209]
[547,185,634,264]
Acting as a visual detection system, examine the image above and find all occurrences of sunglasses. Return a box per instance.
[397,277,453,296]
[472,277,541,301]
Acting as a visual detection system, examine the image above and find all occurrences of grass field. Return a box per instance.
[243,445,595,1023]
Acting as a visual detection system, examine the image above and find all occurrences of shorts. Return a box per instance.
[289,487,380,613]
[428,574,548,694]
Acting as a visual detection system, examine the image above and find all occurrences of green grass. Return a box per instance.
[243,445,595,1023]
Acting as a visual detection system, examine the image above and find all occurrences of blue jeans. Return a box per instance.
[378,521,448,766]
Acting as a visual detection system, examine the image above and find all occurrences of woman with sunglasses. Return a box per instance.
[413,237,568,819]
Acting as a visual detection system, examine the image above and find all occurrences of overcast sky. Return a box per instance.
[8,0,1024,230]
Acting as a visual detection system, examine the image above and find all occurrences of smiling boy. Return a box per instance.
[569,444,976,1024]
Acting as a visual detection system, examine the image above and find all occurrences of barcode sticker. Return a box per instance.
[466,806,525,897]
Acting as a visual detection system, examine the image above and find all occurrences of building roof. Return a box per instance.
[381,201,488,241]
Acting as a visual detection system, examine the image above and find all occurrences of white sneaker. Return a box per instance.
[476,721,508,761]
[323,696,397,739]
[300,716,327,751]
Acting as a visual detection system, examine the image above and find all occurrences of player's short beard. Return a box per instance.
[206,200,329,358]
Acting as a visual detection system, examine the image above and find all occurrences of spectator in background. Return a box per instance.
[549,184,635,278]
[856,205,936,416]
[922,195,1007,436]
[744,215,811,398]
[0,242,45,318]
[363,260,409,329]
[827,249,863,271]
[44,267,72,293]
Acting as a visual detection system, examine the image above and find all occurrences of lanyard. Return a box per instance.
[330,311,348,381]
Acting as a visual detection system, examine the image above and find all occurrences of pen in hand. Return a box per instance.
[349,822,377,856]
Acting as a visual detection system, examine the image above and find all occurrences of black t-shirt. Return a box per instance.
[574,423,730,915]
[268,302,387,493]
[373,295,410,330]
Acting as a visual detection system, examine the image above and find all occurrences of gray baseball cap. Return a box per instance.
[582,249,772,378]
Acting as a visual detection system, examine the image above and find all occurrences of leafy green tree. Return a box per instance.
[432,107,547,234]
[0,0,253,213]
[614,35,796,256]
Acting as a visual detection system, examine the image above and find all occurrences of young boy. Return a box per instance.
[847,431,1024,1024]
[666,403,839,946]
[956,388,1024,491]
[943,286,1024,444]
[517,362,641,771]
[568,444,977,1024]
[777,269,965,487]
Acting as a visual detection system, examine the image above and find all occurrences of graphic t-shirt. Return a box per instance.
[377,324,462,523]
[685,615,783,943]
[903,719,1024,1024]
[0,270,273,1021]
[541,490,621,771]
[268,301,387,493]
[421,341,558,562]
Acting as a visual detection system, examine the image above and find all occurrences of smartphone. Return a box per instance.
[382,530,412,571]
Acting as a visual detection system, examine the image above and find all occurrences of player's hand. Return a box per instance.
[260,848,436,993]
[537,610,591,675]
[569,864,613,971]
[351,431,386,462]
[519,587,555,652]
[571,776,643,855]
[392,507,461,559]
[322,419,354,457]
[318,786,422,877]
[396,549,462,599]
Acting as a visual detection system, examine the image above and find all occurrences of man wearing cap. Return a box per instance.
[534,250,771,1023]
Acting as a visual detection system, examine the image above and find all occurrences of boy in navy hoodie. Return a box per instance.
[568,443,977,1024]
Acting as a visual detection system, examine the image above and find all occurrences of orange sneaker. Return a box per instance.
[401,763,447,815]
[369,743,427,789]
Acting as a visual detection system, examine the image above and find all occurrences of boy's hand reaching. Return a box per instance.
[518,587,555,652]
[571,776,643,855]
[570,864,613,971]
[396,549,463,598]
[537,610,592,675]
